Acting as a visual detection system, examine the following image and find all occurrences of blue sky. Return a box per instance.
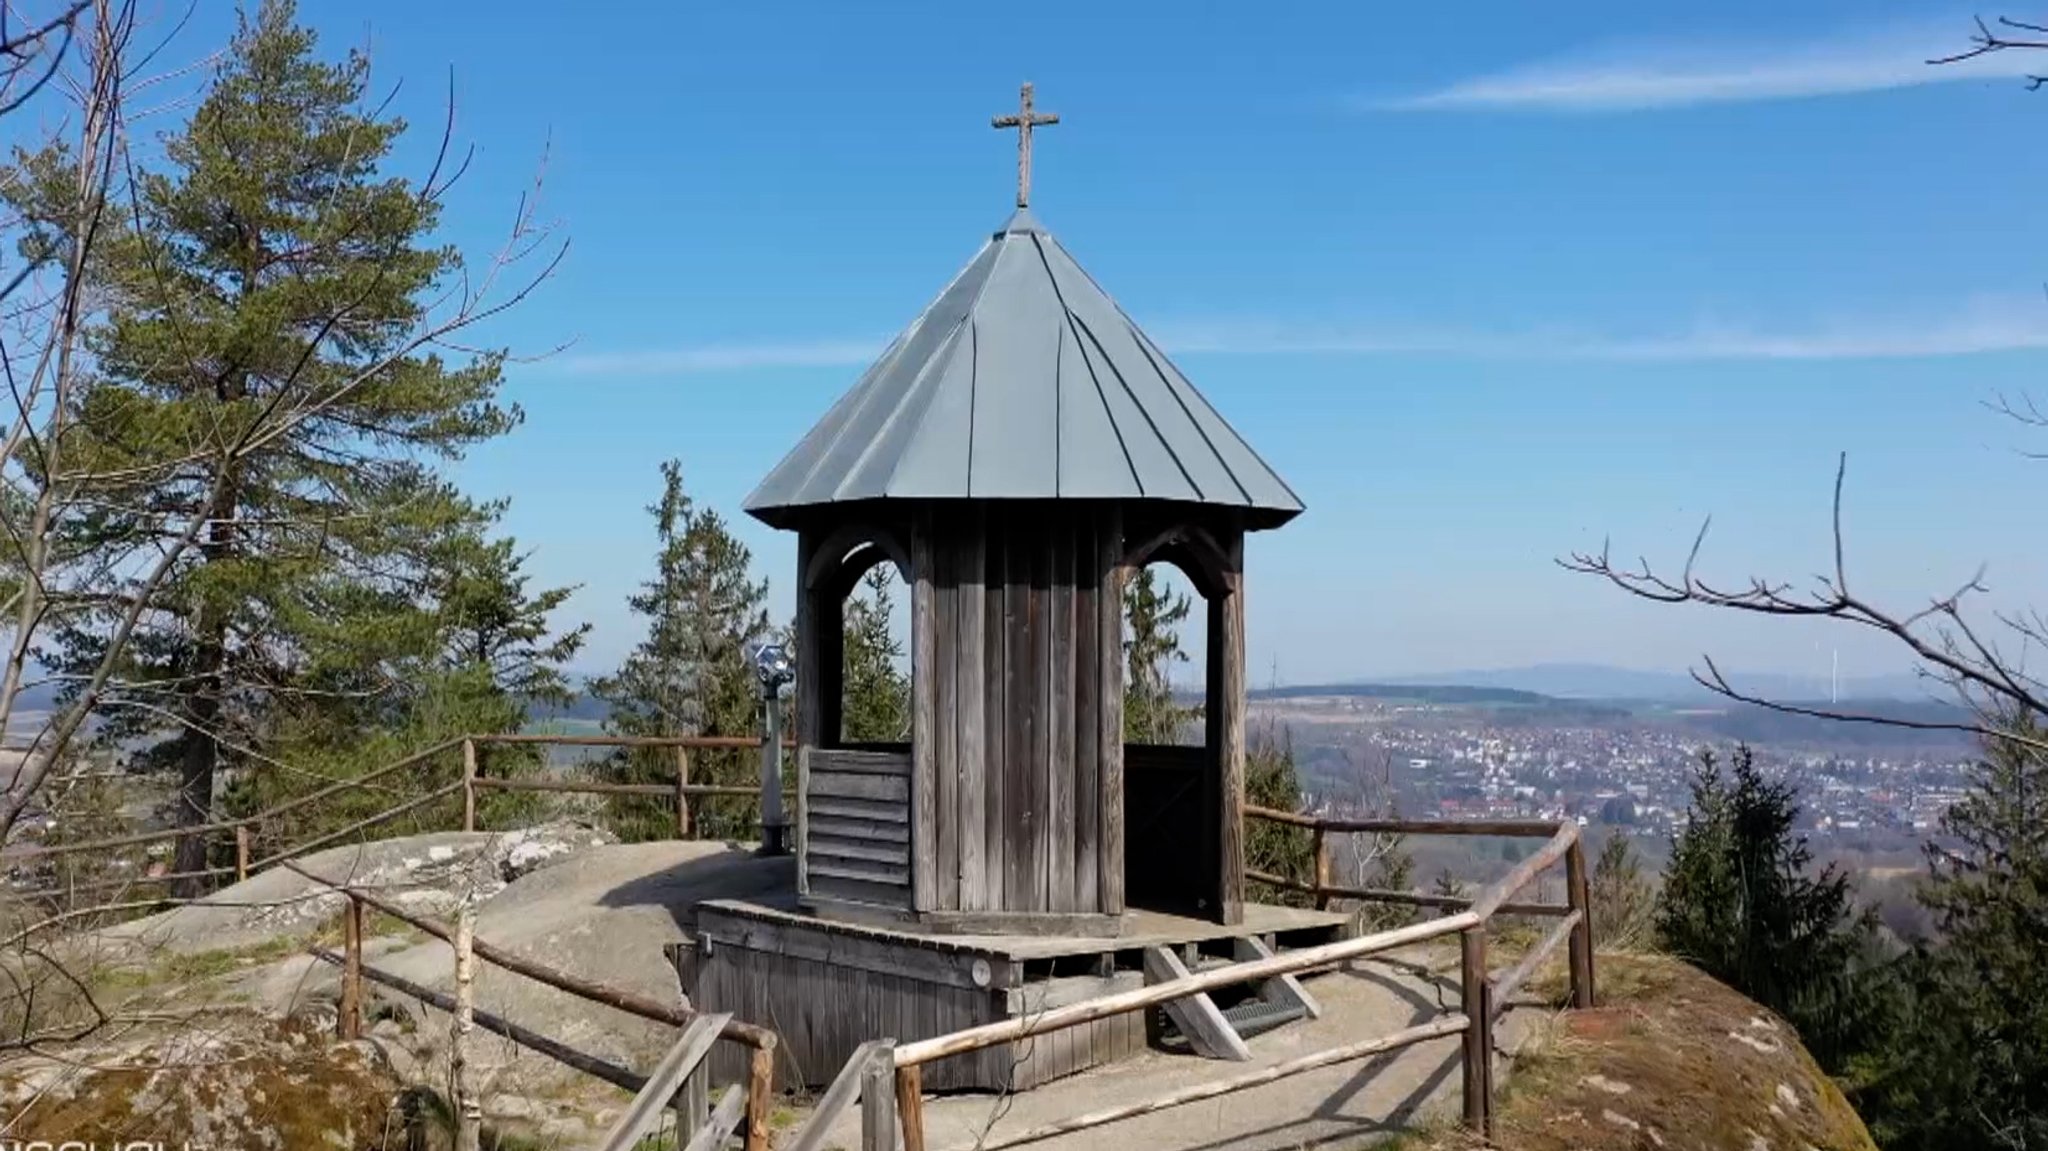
[168,2,2048,685]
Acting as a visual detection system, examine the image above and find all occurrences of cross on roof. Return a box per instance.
[992,82,1059,209]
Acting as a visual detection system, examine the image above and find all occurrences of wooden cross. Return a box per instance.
[992,82,1059,208]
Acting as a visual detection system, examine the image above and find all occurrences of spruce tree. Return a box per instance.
[1856,716,2048,1150]
[1123,565,1198,743]
[592,461,768,840]
[840,566,909,743]
[54,0,522,883]
[1656,744,1885,1071]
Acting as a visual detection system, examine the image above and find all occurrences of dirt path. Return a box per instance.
[808,946,1538,1151]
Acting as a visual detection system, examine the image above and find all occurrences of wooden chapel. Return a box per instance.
[741,86,1302,936]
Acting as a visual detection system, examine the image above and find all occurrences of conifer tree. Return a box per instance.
[49,0,539,883]
[593,461,768,840]
[1123,565,1198,743]
[840,566,908,743]
[1656,744,1884,1070]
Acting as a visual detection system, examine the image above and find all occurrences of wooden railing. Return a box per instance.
[0,732,798,940]
[783,811,1596,1149]
[284,859,779,1151]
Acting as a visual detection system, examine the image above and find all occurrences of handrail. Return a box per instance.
[281,860,776,1049]
[858,813,1595,1151]
[596,1011,731,1151]
[890,912,1475,1067]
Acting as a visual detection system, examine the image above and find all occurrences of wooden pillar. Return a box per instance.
[895,1064,926,1151]
[234,824,251,883]
[1566,836,1596,1008]
[340,893,364,1040]
[1096,508,1125,915]
[1460,927,1492,1135]
[1215,535,1247,926]
[860,1044,898,1151]
[745,1045,774,1151]
[910,510,937,910]
[794,530,823,750]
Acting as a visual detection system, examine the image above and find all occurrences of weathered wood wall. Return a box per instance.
[798,747,913,912]
[788,501,1249,928]
[918,504,1124,919]
[695,906,1142,1092]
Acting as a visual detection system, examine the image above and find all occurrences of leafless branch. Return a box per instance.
[1560,452,2048,752]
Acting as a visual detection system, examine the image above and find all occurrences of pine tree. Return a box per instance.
[53,0,523,885]
[1656,744,1885,1071]
[841,566,909,743]
[228,498,586,845]
[1123,566,1198,743]
[592,461,768,841]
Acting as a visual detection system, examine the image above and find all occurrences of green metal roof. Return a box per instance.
[744,209,1303,529]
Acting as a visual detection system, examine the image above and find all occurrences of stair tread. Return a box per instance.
[1157,998,1308,1052]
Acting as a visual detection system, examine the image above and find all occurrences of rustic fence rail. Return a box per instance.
[6,732,1599,1146]
[0,733,799,926]
[283,860,777,1151]
[782,809,1596,1150]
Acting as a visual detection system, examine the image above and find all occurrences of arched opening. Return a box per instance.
[836,548,911,748]
[1121,525,1235,918]
[805,527,913,754]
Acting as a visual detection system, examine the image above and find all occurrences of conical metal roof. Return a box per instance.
[743,209,1303,529]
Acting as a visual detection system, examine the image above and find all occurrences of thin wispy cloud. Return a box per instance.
[1157,296,2048,362]
[549,297,2048,376]
[1381,19,2038,112]
[548,340,881,376]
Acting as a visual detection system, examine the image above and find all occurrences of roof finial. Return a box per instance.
[992,82,1059,209]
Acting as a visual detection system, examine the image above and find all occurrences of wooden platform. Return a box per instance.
[691,897,1353,1093]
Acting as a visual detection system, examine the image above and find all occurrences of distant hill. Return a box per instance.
[1379,662,1934,703]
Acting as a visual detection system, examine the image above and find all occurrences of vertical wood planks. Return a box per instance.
[1073,510,1100,912]
[1048,519,1077,912]
[910,511,938,910]
[1097,507,1125,915]
[957,513,988,910]
[1003,511,1039,910]
[1026,508,1051,912]
[932,519,960,912]
[983,518,1008,912]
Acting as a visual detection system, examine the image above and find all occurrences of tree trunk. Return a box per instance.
[171,625,225,897]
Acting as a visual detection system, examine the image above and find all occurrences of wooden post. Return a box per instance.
[452,895,482,1151]
[1566,835,1596,1009]
[461,739,478,833]
[895,1064,926,1151]
[675,745,693,839]
[860,1043,898,1151]
[234,825,251,883]
[1311,826,1330,910]
[340,893,364,1040]
[1460,927,1492,1136]
[744,1044,774,1151]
